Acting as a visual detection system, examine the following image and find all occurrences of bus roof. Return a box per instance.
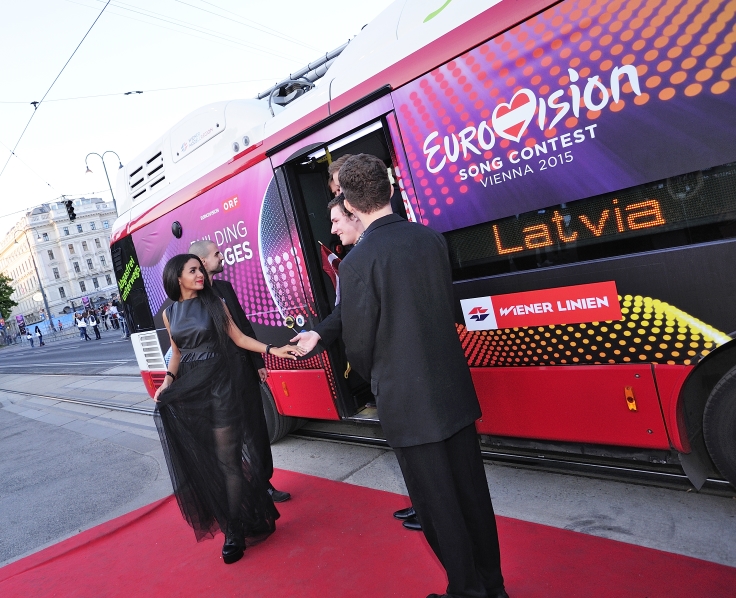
[112,0,553,242]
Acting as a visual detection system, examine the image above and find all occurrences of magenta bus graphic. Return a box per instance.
[392,0,736,233]
[132,159,314,327]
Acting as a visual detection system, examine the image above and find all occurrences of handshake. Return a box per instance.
[289,330,322,355]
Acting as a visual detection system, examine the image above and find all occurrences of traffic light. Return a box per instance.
[64,199,76,221]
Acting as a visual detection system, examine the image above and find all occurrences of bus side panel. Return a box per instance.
[266,370,340,420]
[471,365,670,450]
[653,364,694,453]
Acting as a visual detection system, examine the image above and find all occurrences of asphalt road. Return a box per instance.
[0,332,137,375]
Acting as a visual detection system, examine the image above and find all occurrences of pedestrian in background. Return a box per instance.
[101,306,109,330]
[77,314,91,341]
[34,326,45,346]
[26,331,34,347]
[108,303,120,329]
[88,312,101,340]
[57,320,63,331]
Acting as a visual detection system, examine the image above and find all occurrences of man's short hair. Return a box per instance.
[339,154,391,214]
[189,239,215,258]
[327,193,352,217]
[327,154,353,179]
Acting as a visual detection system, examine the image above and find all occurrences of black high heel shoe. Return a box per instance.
[222,519,245,564]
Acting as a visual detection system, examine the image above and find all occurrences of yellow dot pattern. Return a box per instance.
[458,294,730,367]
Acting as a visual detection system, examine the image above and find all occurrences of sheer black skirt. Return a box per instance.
[154,352,278,543]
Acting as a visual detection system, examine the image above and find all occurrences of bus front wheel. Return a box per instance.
[260,382,301,444]
[703,364,736,488]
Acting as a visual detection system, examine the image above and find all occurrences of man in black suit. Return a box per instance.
[189,240,290,503]
[333,154,507,598]
[293,192,421,532]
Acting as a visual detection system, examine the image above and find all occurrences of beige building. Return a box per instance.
[0,198,117,331]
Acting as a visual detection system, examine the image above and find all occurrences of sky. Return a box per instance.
[0,0,396,236]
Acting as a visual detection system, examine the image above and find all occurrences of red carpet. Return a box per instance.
[1,469,734,597]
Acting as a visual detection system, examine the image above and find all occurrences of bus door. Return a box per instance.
[256,166,341,422]
[269,107,423,422]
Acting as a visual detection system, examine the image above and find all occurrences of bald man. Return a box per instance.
[190,240,290,503]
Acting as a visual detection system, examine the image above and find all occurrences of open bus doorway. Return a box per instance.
[274,118,405,421]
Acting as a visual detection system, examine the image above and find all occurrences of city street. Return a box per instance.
[0,329,136,375]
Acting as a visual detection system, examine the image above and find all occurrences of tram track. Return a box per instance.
[1,387,733,496]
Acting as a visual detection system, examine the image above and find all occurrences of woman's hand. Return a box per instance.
[270,344,307,360]
[153,378,171,402]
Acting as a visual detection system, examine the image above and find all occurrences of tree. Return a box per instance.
[0,273,18,320]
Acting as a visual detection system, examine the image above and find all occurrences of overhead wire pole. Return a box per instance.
[0,1,111,182]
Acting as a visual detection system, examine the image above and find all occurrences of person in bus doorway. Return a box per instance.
[34,326,44,346]
[293,191,422,532]
[190,239,291,504]
[153,254,304,564]
[317,154,508,598]
[327,153,351,197]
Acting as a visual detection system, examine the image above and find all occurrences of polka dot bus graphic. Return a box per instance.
[459,294,731,368]
[392,0,736,233]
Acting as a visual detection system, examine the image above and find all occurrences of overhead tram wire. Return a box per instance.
[0,1,111,183]
[83,0,300,62]
[0,138,56,191]
[0,77,276,105]
[62,0,288,58]
[0,190,109,221]
[198,0,318,43]
[172,0,321,52]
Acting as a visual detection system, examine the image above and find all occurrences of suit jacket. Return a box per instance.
[339,213,481,448]
[313,302,342,346]
[212,279,265,372]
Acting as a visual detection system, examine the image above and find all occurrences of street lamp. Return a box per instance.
[85,151,123,215]
[14,229,56,331]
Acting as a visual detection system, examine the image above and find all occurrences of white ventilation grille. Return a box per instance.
[131,331,166,371]
[127,149,166,202]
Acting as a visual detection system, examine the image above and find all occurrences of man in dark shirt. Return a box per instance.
[311,154,507,598]
[190,240,290,503]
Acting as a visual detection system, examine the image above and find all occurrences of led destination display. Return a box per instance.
[446,163,736,270]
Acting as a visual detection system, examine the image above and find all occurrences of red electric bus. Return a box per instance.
[111,0,736,489]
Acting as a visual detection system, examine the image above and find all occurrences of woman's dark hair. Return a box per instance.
[162,254,231,349]
[34,326,40,333]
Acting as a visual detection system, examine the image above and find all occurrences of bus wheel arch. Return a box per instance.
[260,382,303,444]
[678,340,736,489]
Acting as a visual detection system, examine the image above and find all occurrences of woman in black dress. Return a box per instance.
[153,254,303,564]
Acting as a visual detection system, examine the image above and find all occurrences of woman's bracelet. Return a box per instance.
[264,344,273,355]
[165,371,176,381]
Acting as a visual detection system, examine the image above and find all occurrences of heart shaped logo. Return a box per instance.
[492,89,537,143]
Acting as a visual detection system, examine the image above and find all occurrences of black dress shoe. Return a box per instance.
[222,519,245,564]
[402,515,422,531]
[268,486,291,503]
[393,506,416,520]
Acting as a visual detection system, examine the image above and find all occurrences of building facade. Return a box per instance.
[0,198,118,332]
